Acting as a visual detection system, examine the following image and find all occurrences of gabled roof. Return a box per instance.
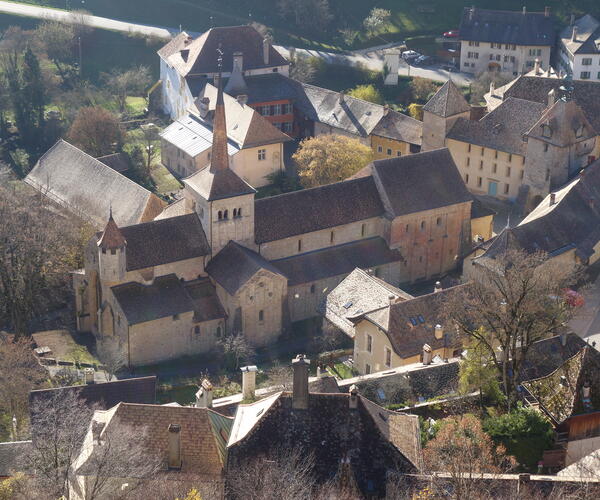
[164,25,288,77]
[273,237,403,286]
[321,268,413,338]
[254,176,384,244]
[448,97,546,155]
[423,80,470,118]
[459,7,555,46]
[371,109,423,146]
[113,213,210,271]
[357,148,473,217]
[183,165,256,201]
[206,241,285,295]
[96,152,129,173]
[25,140,164,228]
[560,15,600,56]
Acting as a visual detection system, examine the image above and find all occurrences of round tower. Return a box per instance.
[97,212,127,284]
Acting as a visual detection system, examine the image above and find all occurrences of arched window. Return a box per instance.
[361,223,366,237]
[218,211,223,220]
[298,239,302,252]
[224,209,229,219]
[310,284,316,294]
[330,231,335,244]
[237,207,242,217]
[436,217,442,226]
[420,221,425,230]
[233,208,237,217]
[259,310,264,322]
[194,326,200,335]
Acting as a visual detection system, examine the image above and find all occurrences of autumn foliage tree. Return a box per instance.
[68,106,123,157]
[293,134,373,188]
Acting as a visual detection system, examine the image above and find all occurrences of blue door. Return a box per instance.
[488,181,498,196]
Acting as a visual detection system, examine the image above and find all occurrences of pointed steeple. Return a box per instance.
[210,47,229,173]
[98,211,126,250]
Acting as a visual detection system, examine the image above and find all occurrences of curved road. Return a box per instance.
[0,0,473,85]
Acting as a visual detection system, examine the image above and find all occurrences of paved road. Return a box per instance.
[0,1,473,85]
[569,274,600,351]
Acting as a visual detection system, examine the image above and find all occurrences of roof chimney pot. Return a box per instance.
[422,344,432,365]
[241,365,257,401]
[263,37,270,65]
[195,378,213,408]
[572,26,578,42]
[522,6,526,15]
[292,354,310,410]
[349,384,359,409]
[549,192,556,205]
[84,368,94,385]
[434,281,443,293]
[544,6,550,17]
[435,324,444,340]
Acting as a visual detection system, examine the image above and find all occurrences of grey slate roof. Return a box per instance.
[183,165,256,201]
[423,80,470,118]
[459,7,555,46]
[96,153,130,173]
[0,441,31,477]
[273,237,404,286]
[254,176,384,244]
[206,241,285,295]
[560,15,600,56]
[25,140,164,228]
[371,109,423,146]
[447,97,546,155]
[116,213,210,271]
[242,73,299,104]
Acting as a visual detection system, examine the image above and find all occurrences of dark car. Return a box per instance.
[443,30,459,38]
[413,55,431,66]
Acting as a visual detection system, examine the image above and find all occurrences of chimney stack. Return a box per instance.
[547,89,556,107]
[263,37,270,65]
[232,51,244,73]
[349,384,358,409]
[534,58,541,75]
[199,97,210,118]
[522,6,526,15]
[489,80,496,95]
[572,26,578,43]
[388,294,396,306]
[434,281,443,293]
[84,368,95,385]
[422,344,432,365]
[570,14,575,26]
[292,354,310,410]
[549,192,556,205]
[236,94,248,106]
[241,365,257,401]
[469,6,475,21]
[435,324,444,340]
[544,6,550,17]
[339,91,345,104]
[383,104,390,116]
[560,333,568,347]
[195,378,213,408]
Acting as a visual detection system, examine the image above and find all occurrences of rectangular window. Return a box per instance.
[492,163,497,173]
[481,147,484,156]
[173,314,180,321]
[387,148,392,156]
[466,157,470,167]
[366,334,372,353]
[508,154,512,163]
[580,71,591,79]
[258,149,266,160]
[582,58,592,66]
[384,347,392,368]
[477,176,482,187]
[510,56,515,63]
[377,145,383,153]
[397,151,402,157]
[272,104,282,115]
[504,55,509,62]
[504,183,510,195]
[282,122,293,133]
[465,173,470,184]
[468,144,472,153]
[520,170,524,180]
[330,231,335,244]
[479,160,483,170]
[506,167,511,177]
[544,143,549,152]
[365,363,371,375]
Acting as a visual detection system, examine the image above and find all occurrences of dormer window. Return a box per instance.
[542,124,552,138]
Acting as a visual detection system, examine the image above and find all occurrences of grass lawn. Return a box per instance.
[14,0,594,50]
[150,163,181,195]
[31,329,99,365]
[327,361,355,380]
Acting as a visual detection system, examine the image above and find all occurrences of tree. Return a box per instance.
[447,249,582,409]
[103,65,151,113]
[407,103,423,120]
[293,134,373,188]
[470,71,513,104]
[140,122,160,172]
[347,84,384,104]
[423,414,515,499]
[278,0,332,33]
[34,21,75,83]
[218,333,255,371]
[289,51,316,83]
[68,106,123,157]
[410,77,439,103]
[0,334,47,438]
[125,145,154,190]
[262,363,293,392]
[363,8,391,35]
[0,184,84,336]
[96,337,126,381]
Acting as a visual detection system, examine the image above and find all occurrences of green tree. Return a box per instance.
[103,65,152,113]
[293,134,373,188]
[411,77,439,102]
[363,8,391,35]
[347,84,384,104]
[407,103,423,120]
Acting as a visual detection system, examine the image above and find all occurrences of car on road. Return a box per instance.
[443,30,460,38]
[413,55,431,66]
[401,50,420,63]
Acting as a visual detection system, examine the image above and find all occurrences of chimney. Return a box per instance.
[232,51,244,73]
[434,281,443,293]
[181,49,190,62]
[349,384,358,409]
[241,365,257,401]
[292,354,310,410]
[422,344,433,365]
[560,333,568,347]
[435,324,444,340]
[544,6,550,17]
[263,37,270,65]
[469,6,475,21]
[572,26,578,43]
[92,421,105,445]
[195,378,213,408]
[199,97,210,118]
[236,94,248,106]
[84,368,94,385]
[522,6,526,15]
[549,192,556,205]
[570,14,575,26]
[168,424,182,469]
[339,91,345,104]
[383,104,390,116]
[547,89,556,107]
[489,80,496,94]
[388,294,396,306]
[534,58,541,75]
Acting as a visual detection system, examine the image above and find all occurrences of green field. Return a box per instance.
[13,0,599,50]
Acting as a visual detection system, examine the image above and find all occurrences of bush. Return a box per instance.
[483,404,554,470]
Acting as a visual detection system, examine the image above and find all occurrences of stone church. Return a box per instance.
[75,68,484,367]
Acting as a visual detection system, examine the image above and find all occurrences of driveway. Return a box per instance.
[570,273,600,350]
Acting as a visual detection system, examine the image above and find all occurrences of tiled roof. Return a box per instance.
[96,152,130,173]
[242,73,299,104]
[113,213,210,271]
[322,268,412,338]
[459,7,555,46]
[371,109,423,146]
[183,164,256,201]
[447,97,546,155]
[165,25,288,77]
[24,140,164,228]
[273,237,403,286]
[360,284,468,359]
[157,31,193,60]
[98,214,126,250]
[184,279,228,323]
[471,197,496,219]
[0,441,31,477]
[254,176,384,244]
[361,148,473,217]
[560,15,600,56]
[227,392,420,496]
[497,76,600,133]
[206,242,285,295]
[423,80,470,118]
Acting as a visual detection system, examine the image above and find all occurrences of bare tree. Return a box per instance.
[218,333,255,371]
[34,20,76,83]
[140,122,161,173]
[262,363,293,391]
[96,338,126,381]
[103,66,152,113]
[67,106,123,157]
[289,51,316,83]
[448,249,581,409]
[226,449,316,500]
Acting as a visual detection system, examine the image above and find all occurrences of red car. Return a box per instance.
[443,30,460,38]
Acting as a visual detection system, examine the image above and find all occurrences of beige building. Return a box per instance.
[75,68,483,367]
[458,7,554,76]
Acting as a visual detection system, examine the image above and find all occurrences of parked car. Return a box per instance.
[443,30,460,38]
[402,50,421,64]
[413,55,431,66]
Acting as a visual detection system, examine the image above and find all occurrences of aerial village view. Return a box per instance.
[1,0,600,498]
